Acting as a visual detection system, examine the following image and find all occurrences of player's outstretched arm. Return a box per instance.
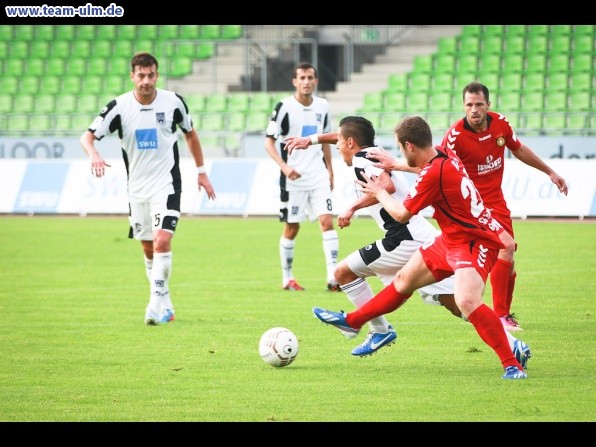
[366,148,419,173]
[284,132,339,155]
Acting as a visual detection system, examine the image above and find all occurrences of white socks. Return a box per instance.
[342,277,390,333]
[148,251,173,312]
[322,230,339,283]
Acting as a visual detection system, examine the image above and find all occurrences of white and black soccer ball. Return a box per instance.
[258,327,299,367]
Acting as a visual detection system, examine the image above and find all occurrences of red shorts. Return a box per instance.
[420,235,500,283]
[490,203,513,237]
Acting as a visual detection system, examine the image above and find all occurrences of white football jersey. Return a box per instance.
[89,88,193,201]
[352,148,440,243]
[266,94,331,191]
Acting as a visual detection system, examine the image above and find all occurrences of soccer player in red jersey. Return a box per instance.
[312,115,528,379]
[439,82,568,331]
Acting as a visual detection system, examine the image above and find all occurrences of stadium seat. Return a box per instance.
[482,35,502,54]
[245,112,269,132]
[484,24,505,36]
[227,93,251,113]
[408,72,431,92]
[9,41,29,59]
[433,53,456,74]
[199,25,221,40]
[29,41,50,59]
[383,91,407,111]
[476,71,499,90]
[250,93,274,113]
[33,94,56,114]
[550,35,571,54]
[220,25,243,40]
[13,25,34,41]
[0,41,7,59]
[226,112,247,132]
[66,58,87,77]
[550,24,572,36]
[522,91,544,112]
[1,75,19,93]
[117,25,137,40]
[39,76,61,95]
[104,76,126,96]
[505,25,526,36]
[455,54,478,76]
[572,35,595,55]
[204,93,229,113]
[158,25,179,41]
[527,25,549,37]
[501,53,524,74]
[548,53,570,74]
[525,53,548,73]
[361,91,384,112]
[75,25,96,41]
[461,24,482,38]
[53,114,73,135]
[167,57,193,78]
[54,25,75,41]
[429,91,453,111]
[46,57,67,78]
[571,53,593,73]
[3,59,25,77]
[543,91,568,111]
[137,25,159,40]
[55,94,78,114]
[569,72,593,92]
[0,25,13,41]
[566,113,587,133]
[542,113,567,134]
[71,114,93,132]
[19,75,39,95]
[29,114,53,134]
[407,92,429,111]
[0,94,13,114]
[179,25,201,40]
[81,75,105,95]
[386,73,408,92]
[546,71,569,91]
[49,41,70,59]
[432,72,454,91]
[70,41,91,59]
[135,39,155,55]
[91,41,112,59]
[413,54,433,73]
[458,35,481,54]
[478,54,501,73]
[61,75,81,94]
[437,36,458,55]
[503,34,525,54]
[199,113,225,131]
[15,94,35,114]
[113,40,134,58]
[526,35,548,55]
[493,91,521,113]
[196,42,215,59]
[96,24,117,41]
[569,90,592,111]
[524,72,546,92]
[522,113,543,134]
[77,94,100,114]
[504,112,522,130]
[184,93,206,112]
[110,57,130,74]
[425,113,450,134]
[379,112,404,130]
[6,115,30,135]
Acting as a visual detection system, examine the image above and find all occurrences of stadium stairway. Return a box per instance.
[324,25,463,117]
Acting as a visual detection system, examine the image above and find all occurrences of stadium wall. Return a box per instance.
[0,157,594,218]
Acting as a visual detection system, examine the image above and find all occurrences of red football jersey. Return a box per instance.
[403,146,504,250]
[441,111,522,209]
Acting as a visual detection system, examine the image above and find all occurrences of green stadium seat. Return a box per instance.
[54,25,76,41]
[19,75,39,95]
[53,114,73,135]
[407,92,429,111]
[75,25,96,41]
[1,75,19,93]
[569,72,593,92]
[204,94,228,113]
[569,90,592,111]
[159,25,179,40]
[478,53,501,73]
[526,35,548,55]
[226,112,246,132]
[379,112,405,130]
[361,91,383,111]
[199,113,225,131]
[169,42,195,58]
[571,53,593,73]
[46,58,66,76]
[0,41,7,59]
[34,94,56,114]
[70,41,91,59]
[137,24,159,40]
[386,73,408,92]
[78,94,100,114]
[456,53,478,75]
[55,94,78,114]
[184,93,206,112]
[227,93,251,113]
[505,25,526,36]
[461,24,482,38]
[0,25,13,41]
[383,91,406,111]
[13,25,34,41]
[250,93,273,113]
[543,91,568,111]
[493,91,521,113]
[245,111,269,132]
[91,41,112,59]
[29,41,50,59]
[61,75,81,94]
[525,53,548,73]
[113,40,134,58]
[49,41,70,59]
[81,75,105,95]
[117,25,137,40]
[110,57,130,74]
[96,25,117,41]
[437,36,458,55]
[572,35,595,54]
[220,25,243,40]
[550,25,572,36]
[425,113,450,133]
[66,58,87,76]
[454,72,476,91]
[523,91,544,112]
[0,94,13,114]
[550,35,571,54]
[522,113,543,134]
[408,72,431,92]
[72,114,93,132]
[6,115,29,135]
[135,39,155,55]
[432,72,454,91]
[179,25,201,40]
[542,112,566,134]
[476,71,499,90]
[458,35,481,54]
[26,58,46,77]
[484,24,505,36]
[429,91,453,111]
[501,53,524,74]
[199,25,221,40]
[168,57,193,77]
[3,59,25,76]
[523,72,546,92]
[482,35,502,54]
[104,75,126,96]
[527,25,549,37]
[39,76,61,95]
[14,94,35,114]
[87,57,107,75]
[566,113,587,133]
[548,53,570,74]
[433,53,456,74]
[196,42,215,59]
[546,72,569,91]
[503,35,525,54]
[9,41,29,59]
[413,54,433,73]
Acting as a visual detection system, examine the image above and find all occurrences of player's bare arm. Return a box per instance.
[366,148,419,174]
[355,172,412,223]
[512,144,568,195]
[80,130,111,178]
[284,132,338,155]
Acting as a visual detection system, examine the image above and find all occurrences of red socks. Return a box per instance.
[490,259,513,316]
[346,282,411,329]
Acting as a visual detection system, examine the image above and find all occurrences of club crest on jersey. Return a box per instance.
[316,113,322,122]
[156,112,166,126]
[496,136,505,147]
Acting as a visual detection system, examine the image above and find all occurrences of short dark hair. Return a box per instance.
[131,52,159,72]
[463,82,489,102]
[394,116,432,148]
[338,116,375,147]
[294,62,317,78]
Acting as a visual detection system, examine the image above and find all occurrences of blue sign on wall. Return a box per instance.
[14,163,69,213]
[200,160,258,215]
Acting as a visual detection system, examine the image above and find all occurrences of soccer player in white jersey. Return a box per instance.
[284,116,531,367]
[264,62,340,292]
[80,52,216,325]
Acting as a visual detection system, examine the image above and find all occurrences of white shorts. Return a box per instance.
[128,189,181,241]
[345,238,454,305]
[284,185,333,224]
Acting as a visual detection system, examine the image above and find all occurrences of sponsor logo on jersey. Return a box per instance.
[477,155,502,175]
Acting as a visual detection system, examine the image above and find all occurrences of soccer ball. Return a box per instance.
[258,327,299,367]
